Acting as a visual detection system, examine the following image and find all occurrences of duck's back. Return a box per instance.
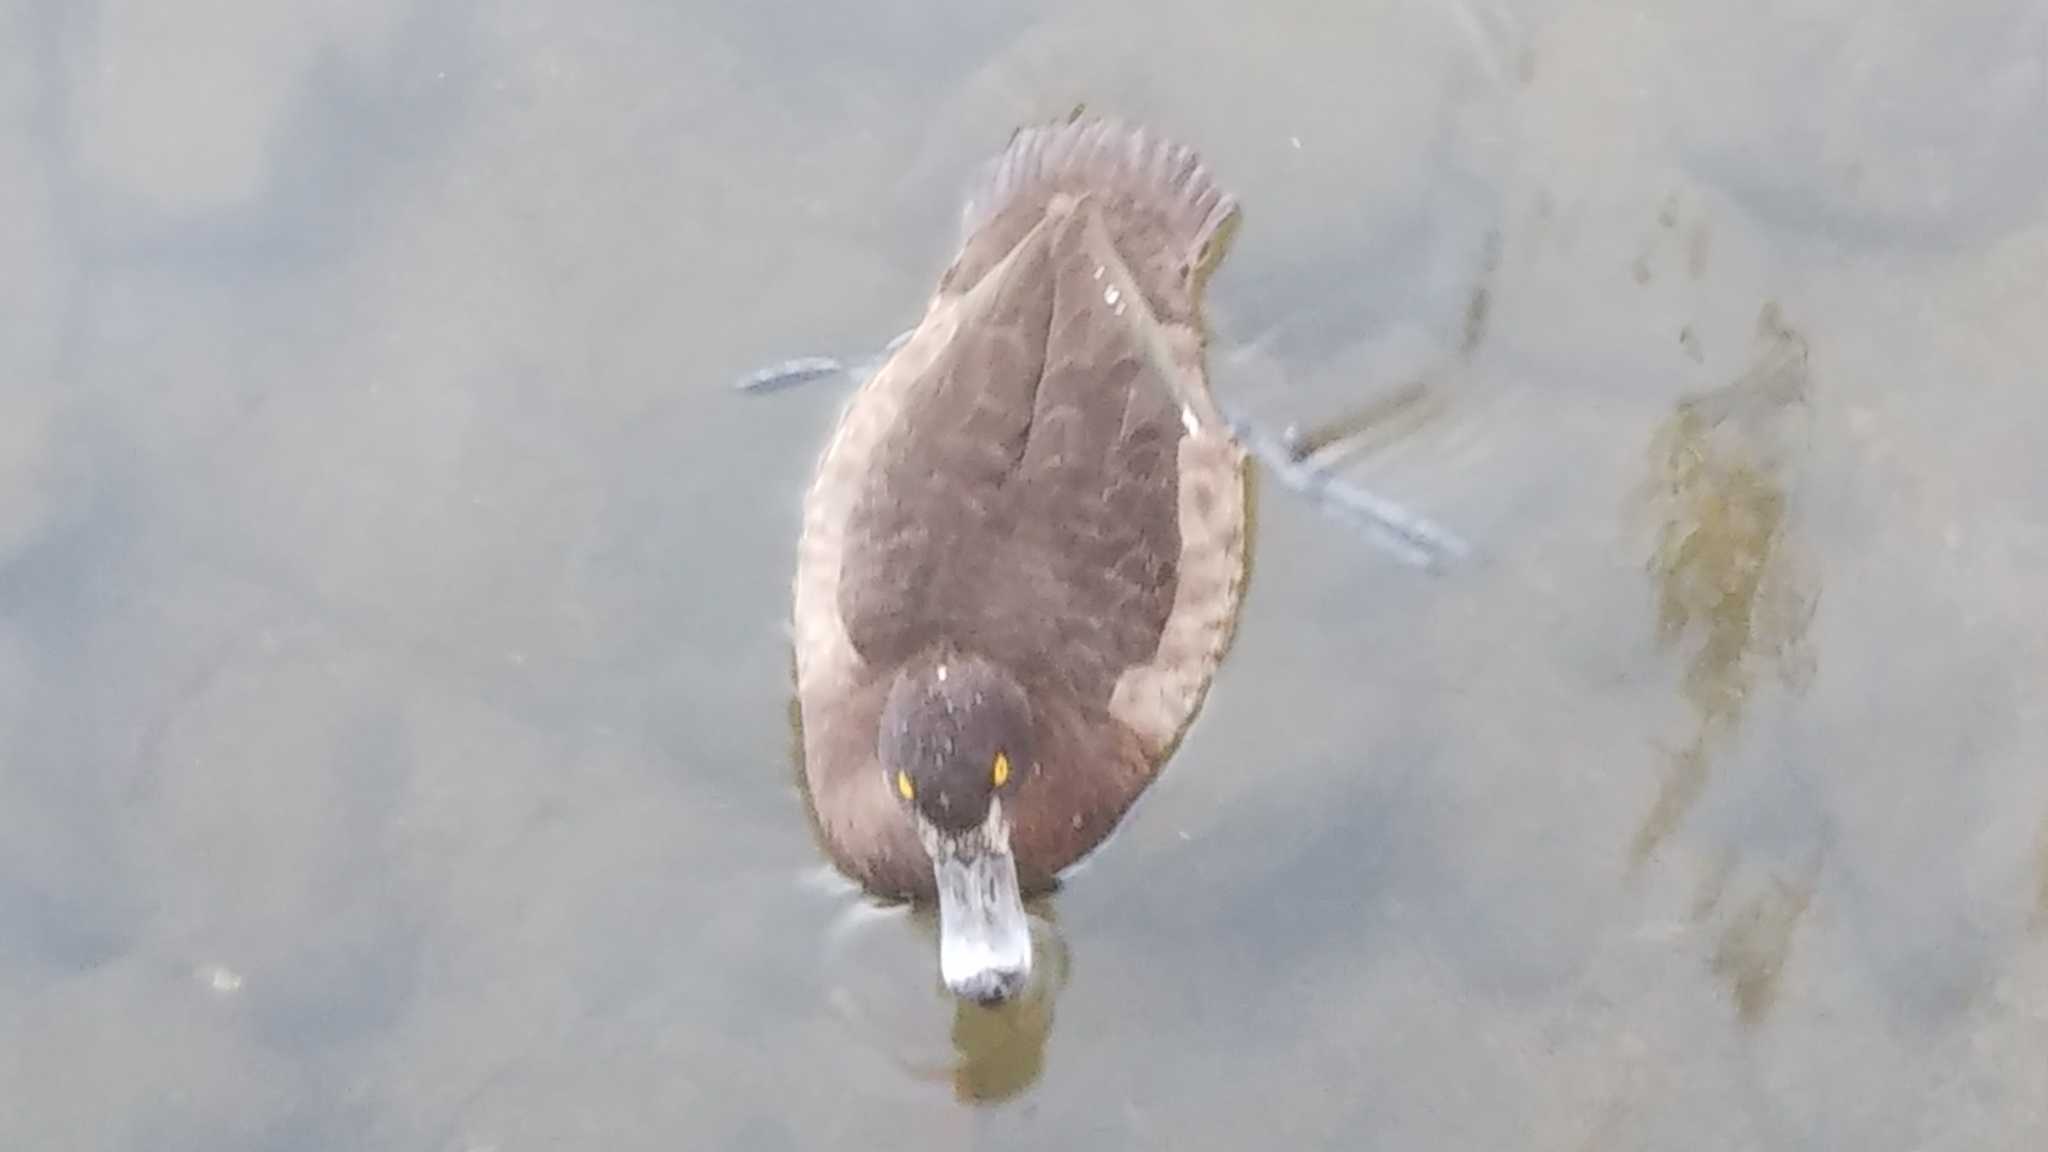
[794,116,1246,830]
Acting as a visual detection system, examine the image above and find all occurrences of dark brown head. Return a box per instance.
[878,648,1036,1003]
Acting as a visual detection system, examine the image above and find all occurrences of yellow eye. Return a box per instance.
[992,751,1010,788]
[895,771,914,801]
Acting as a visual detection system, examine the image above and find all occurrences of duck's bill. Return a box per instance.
[930,836,1032,1005]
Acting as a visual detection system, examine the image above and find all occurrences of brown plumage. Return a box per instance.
[792,113,1248,901]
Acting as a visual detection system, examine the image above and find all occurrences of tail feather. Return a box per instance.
[946,112,1240,314]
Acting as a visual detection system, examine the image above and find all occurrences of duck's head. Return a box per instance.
[878,649,1035,1004]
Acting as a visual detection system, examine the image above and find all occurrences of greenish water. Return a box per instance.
[2,1,2044,1147]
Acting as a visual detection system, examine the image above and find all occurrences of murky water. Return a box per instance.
[3,1,2045,1147]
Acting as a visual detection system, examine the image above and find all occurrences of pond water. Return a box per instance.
[3,0,2045,1147]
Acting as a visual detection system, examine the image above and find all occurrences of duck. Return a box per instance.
[791,112,1248,1004]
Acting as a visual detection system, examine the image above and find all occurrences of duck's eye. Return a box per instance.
[895,771,915,801]
[991,751,1010,788]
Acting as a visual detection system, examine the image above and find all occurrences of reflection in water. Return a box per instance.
[926,903,1068,1104]
[822,900,1068,1104]
[1633,304,1821,1027]
[1633,303,1817,868]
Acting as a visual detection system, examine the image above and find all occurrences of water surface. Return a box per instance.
[2,0,2045,1147]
